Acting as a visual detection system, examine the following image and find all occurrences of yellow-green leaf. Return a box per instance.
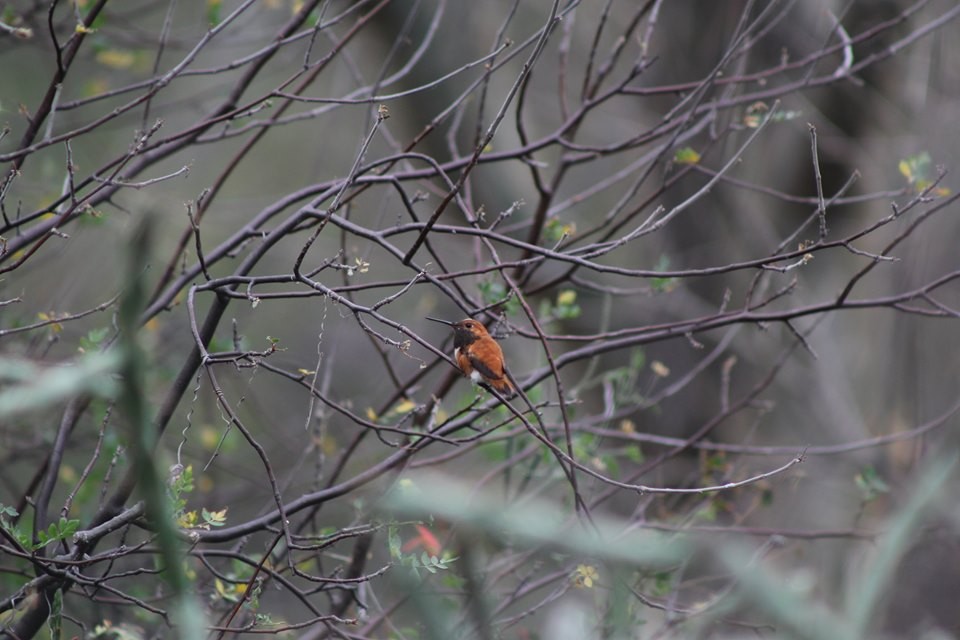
[651,361,670,377]
[394,399,417,414]
[207,0,223,25]
[898,160,912,182]
[673,147,701,165]
[557,290,577,306]
[96,49,135,70]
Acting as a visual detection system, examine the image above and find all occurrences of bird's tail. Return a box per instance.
[491,377,514,398]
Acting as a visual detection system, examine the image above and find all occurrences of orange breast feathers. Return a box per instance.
[454,338,513,396]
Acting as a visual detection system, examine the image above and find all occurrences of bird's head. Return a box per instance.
[426,316,491,341]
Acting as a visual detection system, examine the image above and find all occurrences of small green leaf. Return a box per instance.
[207,0,222,26]
[202,508,228,527]
[897,159,912,182]
[477,280,519,316]
[624,445,644,463]
[48,589,62,640]
[60,518,79,538]
[544,218,576,242]
[897,152,931,185]
[208,337,232,352]
[854,466,890,502]
[388,525,401,559]
[603,455,620,479]
[652,571,673,597]
[555,289,581,319]
[761,487,774,507]
[650,255,677,293]
[421,552,437,573]
[79,327,110,353]
[673,147,701,165]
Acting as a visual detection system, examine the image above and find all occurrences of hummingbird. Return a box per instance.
[426,317,514,397]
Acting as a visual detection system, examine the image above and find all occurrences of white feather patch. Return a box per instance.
[455,347,483,384]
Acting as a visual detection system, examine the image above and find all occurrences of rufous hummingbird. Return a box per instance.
[426,317,514,397]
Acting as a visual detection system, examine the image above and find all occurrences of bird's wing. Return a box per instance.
[467,353,505,382]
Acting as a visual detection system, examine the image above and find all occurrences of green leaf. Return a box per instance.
[603,455,620,479]
[79,327,110,352]
[650,255,677,293]
[624,445,644,463]
[477,280,519,315]
[207,0,222,26]
[208,337,233,352]
[479,440,508,462]
[555,289,581,319]
[202,508,227,527]
[48,589,62,640]
[441,572,465,590]
[77,206,107,227]
[652,571,673,597]
[544,218,576,242]
[59,517,79,538]
[761,487,774,507]
[421,552,437,573]
[388,525,401,559]
[897,151,931,184]
[697,501,718,522]
[673,146,700,165]
[854,466,890,502]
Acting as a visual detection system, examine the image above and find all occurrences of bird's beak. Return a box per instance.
[425,316,455,326]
